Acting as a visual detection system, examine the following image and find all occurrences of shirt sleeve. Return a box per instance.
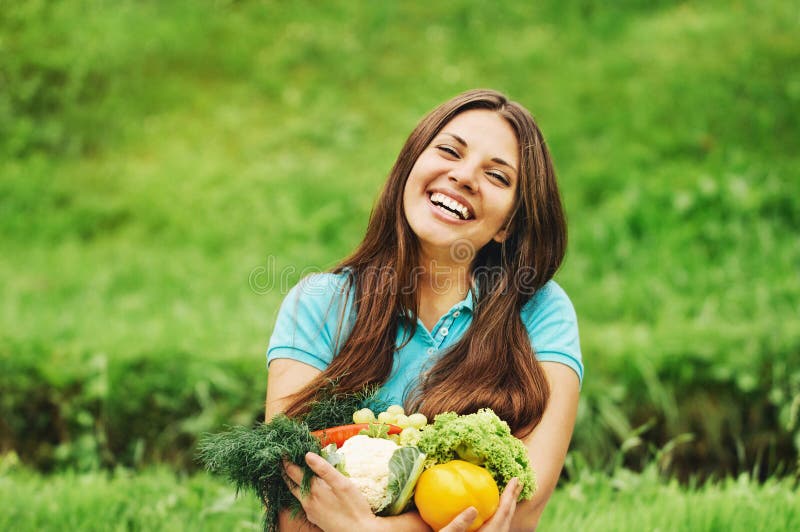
[523,281,584,386]
[266,273,353,371]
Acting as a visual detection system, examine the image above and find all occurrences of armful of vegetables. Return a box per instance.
[199,384,534,532]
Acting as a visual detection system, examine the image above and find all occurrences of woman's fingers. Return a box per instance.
[440,507,479,532]
[476,478,521,531]
[432,478,523,532]
[304,452,355,493]
[303,452,338,481]
[495,478,522,518]
[283,453,354,503]
[499,478,521,506]
[283,459,305,484]
[282,460,306,500]
[282,453,378,532]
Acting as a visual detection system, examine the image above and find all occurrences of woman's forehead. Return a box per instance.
[437,110,519,165]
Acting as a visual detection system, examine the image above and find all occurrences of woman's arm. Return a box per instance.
[265,358,322,421]
[266,359,323,531]
[510,362,580,531]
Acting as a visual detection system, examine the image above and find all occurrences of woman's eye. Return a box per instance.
[488,172,510,185]
[436,145,459,157]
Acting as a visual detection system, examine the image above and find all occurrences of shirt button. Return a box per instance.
[440,327,449,336]
[453,311,460,318]
[426,347,436,355]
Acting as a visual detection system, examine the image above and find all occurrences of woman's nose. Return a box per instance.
[448,162,478,191]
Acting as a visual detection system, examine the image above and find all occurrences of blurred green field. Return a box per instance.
[1,0,799,501]
[0,462,797,531]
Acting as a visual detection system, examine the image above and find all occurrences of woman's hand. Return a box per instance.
[440,478,522,532]
[283,452,381,532]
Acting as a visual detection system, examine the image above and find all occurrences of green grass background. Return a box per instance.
[1,461,797,531]
[1,0,799,528]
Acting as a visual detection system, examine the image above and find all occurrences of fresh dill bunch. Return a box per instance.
[197,414,320,532]
[301,381,387,431]
[197,383,387,532]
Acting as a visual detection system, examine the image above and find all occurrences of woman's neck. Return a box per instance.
[414,248,473,326]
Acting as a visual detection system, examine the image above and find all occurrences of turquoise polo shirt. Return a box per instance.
[266,273,583,407]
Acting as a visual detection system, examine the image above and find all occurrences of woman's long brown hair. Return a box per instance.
[282,89,566,437]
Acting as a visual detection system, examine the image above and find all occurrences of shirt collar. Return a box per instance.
[439,287,476,315]
[398,288,475,318]
[458,288,475,312]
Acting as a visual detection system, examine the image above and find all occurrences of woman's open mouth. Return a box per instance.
[428,191,474,221]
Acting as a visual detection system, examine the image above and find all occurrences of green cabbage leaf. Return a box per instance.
[380,446,427,516]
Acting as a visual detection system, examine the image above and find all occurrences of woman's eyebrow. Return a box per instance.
[442,132,518,174]
[491,157,517,174]
[442,132,468,147]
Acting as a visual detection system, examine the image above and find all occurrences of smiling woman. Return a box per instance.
[403,110,518,259]
[266,89,582,531]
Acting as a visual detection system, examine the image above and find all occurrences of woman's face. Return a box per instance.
[403,109,519,262]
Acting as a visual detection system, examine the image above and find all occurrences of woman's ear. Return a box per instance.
[492,228,509,243]
[493,215,515,243]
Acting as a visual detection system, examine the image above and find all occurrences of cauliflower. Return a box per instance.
[336,435,400,512]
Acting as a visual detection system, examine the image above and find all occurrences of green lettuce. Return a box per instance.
[417,409,536,500]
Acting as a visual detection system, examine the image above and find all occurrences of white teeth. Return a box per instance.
[435,204,460,218]
[430,192,470,219]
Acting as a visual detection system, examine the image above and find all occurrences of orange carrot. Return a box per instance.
[311,423,402,447]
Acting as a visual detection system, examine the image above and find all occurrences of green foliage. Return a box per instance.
[0,340,263,471]
[0,466,797,531]
[542,464,800,531]
[302,383,387,432]
[0,0,798,481]
[198,416,320,532]
[0,466,264,531]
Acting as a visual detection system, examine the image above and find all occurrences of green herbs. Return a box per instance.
[197,414,319,532]
[417,409,536,500]
[197,382,385,532]
[303,383,386,431]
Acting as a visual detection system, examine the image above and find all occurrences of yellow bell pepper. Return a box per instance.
[414,460,500,531]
